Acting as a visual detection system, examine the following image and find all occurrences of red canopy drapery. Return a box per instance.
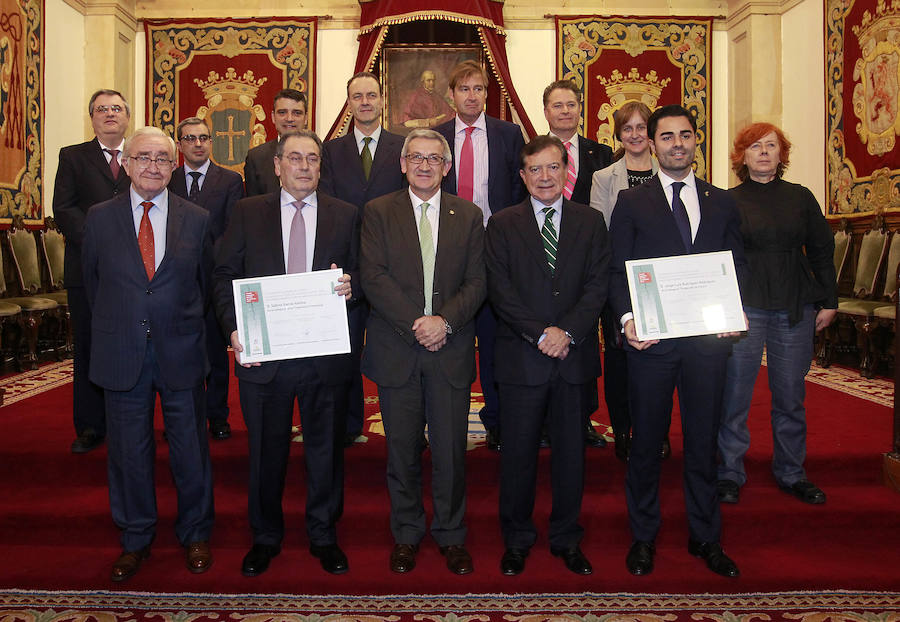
[325,0,535,139]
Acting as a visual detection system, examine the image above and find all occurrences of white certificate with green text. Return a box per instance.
[625,251,746,341]
[232,268,350,364]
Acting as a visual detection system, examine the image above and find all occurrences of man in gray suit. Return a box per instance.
[361,129,486,576]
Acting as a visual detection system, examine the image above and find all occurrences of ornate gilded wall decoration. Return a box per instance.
[145,18,316,176]
[0,0,42,224]
[556,16,712,179]
[827,0,900,216]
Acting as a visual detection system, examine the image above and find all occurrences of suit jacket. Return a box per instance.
[168,161,244,242]
[434,116,527,215]
[53,138,131,287]
[569,135,613,206]
[609,175,747,355]
[486,198,609,386]
[82,192,212,391]
[360,190,486,388]
[243,140,279,197]
[589,157,658,228]
[320,129,405,211]
[213,191,361,385]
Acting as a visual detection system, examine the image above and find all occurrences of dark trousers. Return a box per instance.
[345,302,368,436]
[625,343,726,544]
[105,341,214,552]
[378,351,470,547]
[204,306,229,423]
[476,303,499,430]
[69,286,106,436]
[239,360,347,547]
[499,377,586,551]
[600,307,630,436]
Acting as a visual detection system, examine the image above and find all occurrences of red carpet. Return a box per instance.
[0,357,898,601]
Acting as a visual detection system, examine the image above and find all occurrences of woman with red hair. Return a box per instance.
[716,123,837,505]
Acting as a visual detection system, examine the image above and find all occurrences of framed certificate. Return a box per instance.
[232,268,351,364]
[625,251,746,341]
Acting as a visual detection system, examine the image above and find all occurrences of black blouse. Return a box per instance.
[730,178,838,325]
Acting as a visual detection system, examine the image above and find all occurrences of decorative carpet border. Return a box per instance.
[0,361,73,406]
[1,589,899,611]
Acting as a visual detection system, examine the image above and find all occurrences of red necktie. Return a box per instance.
[105,149,120,179]
[458,126,475,202]
[564,141,576,200]
[138,201,155,280]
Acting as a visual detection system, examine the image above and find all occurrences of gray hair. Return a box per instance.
[88,89,131,118]
[123,126,176,159]
[401,129,451,163]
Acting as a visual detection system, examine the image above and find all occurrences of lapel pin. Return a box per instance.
[704,190,709,197]
[449,210,455,215]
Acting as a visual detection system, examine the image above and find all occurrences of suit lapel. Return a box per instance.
[649,175,683,239]
[157,195,186,277]
[693,178,715,249]
[113,195,150,281]
[399,192,424,286]
[170,167,188,199]
[311,194,332,270]
[199,163,220,201]
[554,199,580,276]
[511,200,553,278]
[368,132,392,184]
[90,139,116,183]
[263,194,287,273]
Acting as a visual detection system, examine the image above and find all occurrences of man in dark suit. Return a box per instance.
[320,71,405,446]
[434,60,526,451]
[544,79,613,449]
[215,129,357,578]
[486,136,609,577]
[82,126,214,582]
[54,89,131,454]
[609,105,746,579]
[169,116,244,440]
[361,129,486,576]
[243,88,307,197]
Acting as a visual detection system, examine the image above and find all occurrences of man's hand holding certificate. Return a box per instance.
[231,264,352,367]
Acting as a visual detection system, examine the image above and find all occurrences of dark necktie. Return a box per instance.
[104,149,120,178]
[361,136,373,180]
[188,171,201,203]
[138,201,155,280]
[670,181,692,252]
[541,207,558,274]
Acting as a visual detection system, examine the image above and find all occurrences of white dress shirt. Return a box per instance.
[657,169,701,242]
[280,189,318,272]
[182,158,211,192]
[454,112,490,227]
[409,188,440,254]
[130,187,168,271]
[549,132,579,177]
[354,124,382,156]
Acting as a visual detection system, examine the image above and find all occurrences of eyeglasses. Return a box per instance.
[129,155,176,169]
[180,134,210,144]
[94,105,124,114]
[279,153,320,165]
[405,154,445,165]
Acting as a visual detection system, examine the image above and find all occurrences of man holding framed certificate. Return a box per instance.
[214,129,358,578]
[608,105,747,579]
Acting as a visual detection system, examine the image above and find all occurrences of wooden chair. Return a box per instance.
[0,293,24,373]
[4,216,61,368]
[869,239,900,376]
[816,219,853,362]
[38,218,71,357]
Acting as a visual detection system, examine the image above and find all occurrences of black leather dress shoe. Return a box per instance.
[717,479,740,504]
[485,427,500,451]
[389,543,418,573]
[626,540,655,576]
[779,480,826,504]
[241,543,280,577]
[614,432,630,462]
[551,546,592,575]
[500,548,528,576]
[71,429,104,454]
[208,420,231,440]
[440,544,474,575]
[585,425,608,448]
[310,543,349,574]
[688,539,739,577]
[111,547,150,582]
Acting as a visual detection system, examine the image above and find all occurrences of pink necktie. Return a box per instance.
[287,201,307,273]
[563,141,576,200]
[105,149,120,179]
[138,202,155,280]
[458,126,475,202]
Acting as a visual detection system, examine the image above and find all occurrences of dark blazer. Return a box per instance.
[53,138,131,287]
[320,129,405,211]
[360,190,486,388]
[242,140,279,197]
[434,115,527,214]
[213,191,361,385]
[570,135,613,206]
[168,161,244,242]
[486,198,609,386]
[609,175,747,354]
[82,192,212,391]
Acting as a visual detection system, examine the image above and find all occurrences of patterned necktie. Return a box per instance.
[287,201,307,273]
[670,181,693,252]
[361,136,373,180]
[188,171,201,203]
[419,202,435,315]
[457,126,475,202]
[541,207,558,274]
[105,149,120,179]
[138,201,155,280]
[563,141,576,200]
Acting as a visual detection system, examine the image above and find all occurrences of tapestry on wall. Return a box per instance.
[556,16,712,180]
[826,0,900,217]
[145,17,316,177]
[0,0,43,224]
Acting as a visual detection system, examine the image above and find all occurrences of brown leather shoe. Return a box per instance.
[111,547,150,582]
[440,544,474,575]
[389,543,418,573]
[185,541,212,574]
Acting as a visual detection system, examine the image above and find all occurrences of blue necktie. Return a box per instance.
[671,181,692,252]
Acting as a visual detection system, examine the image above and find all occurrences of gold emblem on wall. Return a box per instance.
[595,68,671,148]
